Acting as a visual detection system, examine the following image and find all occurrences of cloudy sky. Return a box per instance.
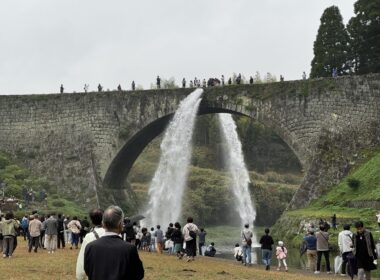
[0,0,356,95]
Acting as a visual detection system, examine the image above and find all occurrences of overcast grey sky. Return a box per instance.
[0,0,356,95]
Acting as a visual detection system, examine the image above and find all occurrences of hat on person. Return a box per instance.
[278,241,284,246]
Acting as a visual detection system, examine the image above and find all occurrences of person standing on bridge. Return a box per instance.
[302,71,307,80]
[221,75,225,86]
[131,81,135,91]
[156,76,161,89]
[117,84,122,91]
[249,76,253,84]
[84,84,89,93]
[97,84,103,92]
[60,84,64,94]
[182,78,186,88]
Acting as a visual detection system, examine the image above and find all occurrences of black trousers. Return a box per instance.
[29,236,39,252]
[186,239,197,257]
[317,251,331,272]
[342,252,350,274]
[57,232,65,248]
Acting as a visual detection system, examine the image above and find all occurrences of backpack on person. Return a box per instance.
[189,230,196,239]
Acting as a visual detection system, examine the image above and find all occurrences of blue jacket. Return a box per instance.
[304,235,317,250]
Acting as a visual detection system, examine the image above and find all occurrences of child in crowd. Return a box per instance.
[276,241,288,271]
[205,242,216,257]
[234,243,243,263]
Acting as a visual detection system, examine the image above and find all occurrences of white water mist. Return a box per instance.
[218,114,257,229]
[144,89,203,227]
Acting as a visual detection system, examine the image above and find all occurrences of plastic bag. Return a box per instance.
[334,255,343,274]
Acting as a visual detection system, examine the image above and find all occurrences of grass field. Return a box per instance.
[0,239,348,280]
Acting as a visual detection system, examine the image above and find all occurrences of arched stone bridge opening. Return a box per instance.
[103,106,253,191]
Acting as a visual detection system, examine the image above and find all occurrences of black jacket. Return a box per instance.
[84,235,144,280]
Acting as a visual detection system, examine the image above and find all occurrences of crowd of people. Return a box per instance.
[300,219,378,280]
[120,217,216,262]
[1,207,379,280]
[0,210,94,258]
[58,71,314,94]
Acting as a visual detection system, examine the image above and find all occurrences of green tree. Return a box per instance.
[310,6,350,78]
[347,0,380,74]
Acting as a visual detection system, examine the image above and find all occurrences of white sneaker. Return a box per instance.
[314,271,320,274]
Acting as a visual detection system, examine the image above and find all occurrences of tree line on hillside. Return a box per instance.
[310,0,380,78]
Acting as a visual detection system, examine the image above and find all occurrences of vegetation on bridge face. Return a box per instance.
[311,1,380,78]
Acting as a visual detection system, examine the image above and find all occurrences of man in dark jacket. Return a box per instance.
[353,221,377,280]
[57,214,65,249]
[84,206,144,280]
[259,228,274,270]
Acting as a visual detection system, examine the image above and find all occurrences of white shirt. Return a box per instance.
[183,223,199,241]
[338,230,353,253]
[76,227,105,280]
[234,246,243,257]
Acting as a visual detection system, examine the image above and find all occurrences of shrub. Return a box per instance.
[0,155,9,169]
[52,199,65,207]
[347,178,360,190]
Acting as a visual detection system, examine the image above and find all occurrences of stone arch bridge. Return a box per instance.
[0,74,379,210]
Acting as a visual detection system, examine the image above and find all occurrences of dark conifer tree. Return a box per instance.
[347,0,380,74]
[310,6,350,78]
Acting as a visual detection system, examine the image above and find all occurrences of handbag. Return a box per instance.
[243,232,252,246]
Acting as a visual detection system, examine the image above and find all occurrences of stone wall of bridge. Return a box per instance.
[0,74,378,210]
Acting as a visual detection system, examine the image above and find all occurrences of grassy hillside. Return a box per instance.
[273,150,380,248]
[0,152,86,217]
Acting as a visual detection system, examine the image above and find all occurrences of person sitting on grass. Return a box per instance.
[234,243,243,263]
[205,242,216,257]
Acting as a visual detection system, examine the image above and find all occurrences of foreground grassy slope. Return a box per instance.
[1,240,338,280]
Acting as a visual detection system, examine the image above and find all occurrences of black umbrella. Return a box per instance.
[129,214,145,223]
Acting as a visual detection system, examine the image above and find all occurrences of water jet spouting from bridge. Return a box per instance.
[218,113,257,242]
[143,88,203,227]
